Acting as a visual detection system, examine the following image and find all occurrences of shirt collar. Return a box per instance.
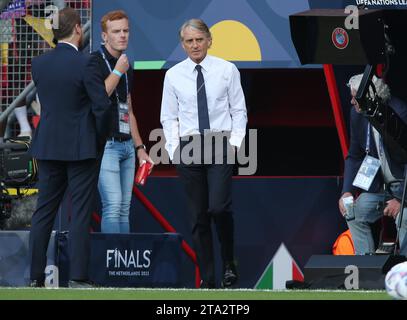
[101,44,118,62]
[58,41,78,51]
[187,55,211,73]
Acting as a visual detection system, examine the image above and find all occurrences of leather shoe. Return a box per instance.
[68,280,95,288]
[200,280,216,289]
[29,279,44,288]
[221,262,238,288]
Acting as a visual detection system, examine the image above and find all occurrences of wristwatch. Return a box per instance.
[135,144,146,151]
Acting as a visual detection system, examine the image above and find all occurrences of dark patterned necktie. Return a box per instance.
[195,65,210,134]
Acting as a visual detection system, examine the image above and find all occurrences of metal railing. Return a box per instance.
[0,0,91,136]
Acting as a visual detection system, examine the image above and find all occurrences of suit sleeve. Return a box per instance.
[342,109,366,195]
[31,57,38,86]
[83,55,112,143]
[390,97,407,200]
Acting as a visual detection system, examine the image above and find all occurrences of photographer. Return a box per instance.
[339,74,407,255]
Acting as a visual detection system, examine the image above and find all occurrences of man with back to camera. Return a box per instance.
[92,10,153,234]
[160,18,247,288]
[28,7,111,288]
[339,74,407,255]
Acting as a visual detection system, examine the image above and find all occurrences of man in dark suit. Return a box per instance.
[28,7,111,288]
[339,74,407,255]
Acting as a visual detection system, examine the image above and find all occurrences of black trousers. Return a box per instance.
[176,135,235,284]
[29,159,99,281]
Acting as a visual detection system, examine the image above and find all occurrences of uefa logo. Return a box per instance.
[331,27,349,50]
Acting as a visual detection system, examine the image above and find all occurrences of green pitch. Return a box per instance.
[0,288,392,300]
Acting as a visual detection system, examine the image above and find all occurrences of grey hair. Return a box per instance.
[347,74,391,102]
[179,18,212,41]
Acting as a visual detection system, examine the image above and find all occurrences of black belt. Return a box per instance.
[108,136,131,142]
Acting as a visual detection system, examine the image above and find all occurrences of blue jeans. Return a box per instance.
[347,191,407,255]
[98,139,135,233]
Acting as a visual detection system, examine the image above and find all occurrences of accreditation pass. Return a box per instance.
[352,155,380,191]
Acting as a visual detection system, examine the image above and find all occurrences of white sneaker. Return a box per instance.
[18,131,32,138]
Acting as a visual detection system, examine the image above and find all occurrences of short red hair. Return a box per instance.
[101,10,129,32]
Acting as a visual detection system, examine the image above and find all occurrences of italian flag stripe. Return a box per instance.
[255,243,304,290]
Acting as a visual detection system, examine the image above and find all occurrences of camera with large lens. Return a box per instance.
[0,140,37,187]
[0,139,38,230]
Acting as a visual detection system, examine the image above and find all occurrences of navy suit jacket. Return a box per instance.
[30,43,111,161]
[342,96,407,195]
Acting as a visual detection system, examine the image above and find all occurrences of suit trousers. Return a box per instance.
[29,158,99,281]
[176,135,235,284]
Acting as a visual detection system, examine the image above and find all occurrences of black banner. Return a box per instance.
[89,233,184,287]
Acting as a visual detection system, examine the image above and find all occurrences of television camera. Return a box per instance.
[0,138,38,229]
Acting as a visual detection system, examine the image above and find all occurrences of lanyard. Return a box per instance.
[366,124,370,154]
[378,135,384,157]
[99,48,128,104]
[367,124,385,156]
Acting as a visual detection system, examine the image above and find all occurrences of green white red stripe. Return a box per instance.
[255,243,304,290]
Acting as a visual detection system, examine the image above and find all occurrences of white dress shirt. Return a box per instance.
[372,127,396,183]
[160,55,247,160]
[58,41,79,51]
